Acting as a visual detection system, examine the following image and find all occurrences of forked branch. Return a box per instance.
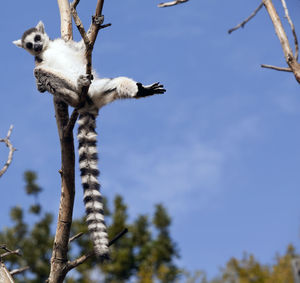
[0,125,16,178]
[263,0,300,82]
[158,0,189,8]
[70,0,111,116]
[280,0,298,60]
[230,0,300,82]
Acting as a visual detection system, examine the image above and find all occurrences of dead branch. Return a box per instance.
[48,1,75,281]
[263,0,300,83]
[0,125,16,178]
[57,0,72,41]
[65,109,79,133]
[10,266,30,276]
[158,0,188,8]
[70,0,109,109]
[261,64,292,72]
[0,262,14,283]
[48,0,107,281]
[228,2,264,34]
[280,0,298,60]
[67,228,128,272]
[0,249,21,259]
[68,232,84,244]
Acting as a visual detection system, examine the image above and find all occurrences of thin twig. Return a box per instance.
[0,125,16,178]
[280,0,298,60]
[108,228,128,247]
[158,0,188,8]
[66,252,94,271]
[261,64,292,72]
[68,232,84,244]
[0,249,21,259]
[10,266,30,276]
[66,228,128,271]
[228,2,264,34]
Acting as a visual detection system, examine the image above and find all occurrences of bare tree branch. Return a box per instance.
[0,262,14,283]
[70,0,110,109]
[57,0,72,41]
[228,2,264,34]
[10,266,30,276]
[261,64,292,72]
[263,0,300,83]
[49,0,108,281]
[0,249,21,259]
[280,0,298,60]
[158,0,188,8]
[68,232,84,244]
[65,109,79,133]
[0,126,16,178]
[48,1,75,282]
[67,228,128,272]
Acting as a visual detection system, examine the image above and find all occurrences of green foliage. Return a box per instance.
[0,171,53,283]
[196,244,298,283]
[71,196,180,283]
[1,171,299,283]
[24,171,42,196]
[0,171,180,282]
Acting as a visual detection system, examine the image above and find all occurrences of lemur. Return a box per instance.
[13,21,165,259]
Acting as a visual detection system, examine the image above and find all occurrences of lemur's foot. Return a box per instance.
[136,82,166,98]
[77,74,93,88]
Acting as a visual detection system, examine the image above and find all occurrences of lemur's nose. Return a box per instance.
[34,44,42,52]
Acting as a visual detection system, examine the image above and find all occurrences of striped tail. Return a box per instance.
[77,112,109,259]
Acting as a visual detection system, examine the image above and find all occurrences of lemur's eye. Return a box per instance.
[26,42,33,49]
[34,35,41,42]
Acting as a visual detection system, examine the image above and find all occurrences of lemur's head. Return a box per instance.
[13,21,49,56]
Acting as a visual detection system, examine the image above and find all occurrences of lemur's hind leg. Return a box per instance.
[34,67,80,107]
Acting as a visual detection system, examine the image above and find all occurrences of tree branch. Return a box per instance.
[228,2,264,34]
[263,0,300,83]
[261,64,292,72]
[66,228,128,272]
[0,125,16,178]
[48,1,75,282]
[70,0,109,110]
[280,0,298,61]
[68,232,84,244]
[48,0,108,281]
[0,262,15,282]
[10,266,30,276]
[158,0,188,8]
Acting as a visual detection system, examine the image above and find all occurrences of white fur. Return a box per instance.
[78,146,97,156]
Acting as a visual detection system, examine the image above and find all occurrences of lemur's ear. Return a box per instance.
[36,21,45,33]
[13,39,23,48]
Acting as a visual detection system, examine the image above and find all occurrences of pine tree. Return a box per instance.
[0,172,180,282]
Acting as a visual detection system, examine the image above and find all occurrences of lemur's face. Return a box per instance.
[13,21,49,56]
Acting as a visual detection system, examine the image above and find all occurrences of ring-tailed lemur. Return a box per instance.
[13,21,165,259]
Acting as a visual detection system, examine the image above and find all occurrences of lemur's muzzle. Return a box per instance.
[34,44,43,52]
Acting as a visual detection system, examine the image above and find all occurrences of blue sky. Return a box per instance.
[1,0,300,279]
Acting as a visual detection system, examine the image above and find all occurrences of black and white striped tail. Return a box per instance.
[77,112,109,259]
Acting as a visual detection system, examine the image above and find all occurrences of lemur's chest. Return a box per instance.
[40,41,86,81]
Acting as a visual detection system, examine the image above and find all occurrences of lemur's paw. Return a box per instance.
[77,74,93,88]
[37,81,47,93]
[136,82,166,98]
